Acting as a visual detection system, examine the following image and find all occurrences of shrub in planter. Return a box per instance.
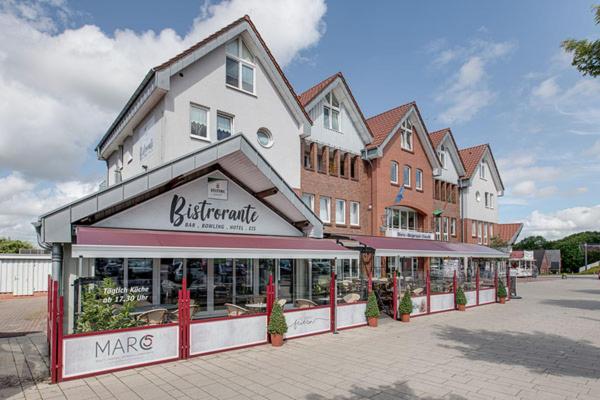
[267,301,287,346]
[456,286,467,311]
[365,291,380,327]
[398,290,413,322]
[497,280,507,304]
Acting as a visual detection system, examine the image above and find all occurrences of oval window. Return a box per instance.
[257,128,273,148]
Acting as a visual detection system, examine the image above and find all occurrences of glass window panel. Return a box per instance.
[350,202,359,226]
[278,259,293,304]
[241,40,253,61]
[331,109,340,131]
[302,193,314,210]
[259,259,275,296]
[401,210,408,229]
[190,105,207,138]
[213,258,233,311]
[235,259,254,305]
[186,259,208,313]
[391,162,398,182]
[311,260,331,305]
[331,92,339,108]
[403,166,411,186]
[408,212,416,230]
[127,258,153,307]
[226,57,239,87]
[323,106,330,128]
[320,197,330,222]
[241,64,254,92]
[94,258,124,287]
[217,114,232,140]
[393,209,400,229]
[226,39,239,56]
[335,199,345,224]
[160,258,183,305]
[350,157,357,178]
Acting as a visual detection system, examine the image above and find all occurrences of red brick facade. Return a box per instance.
[432,179,461,242]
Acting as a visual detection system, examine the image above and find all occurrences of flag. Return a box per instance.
[395,186,404,203]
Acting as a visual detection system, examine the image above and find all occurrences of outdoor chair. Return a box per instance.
[412,287,424,296]
[295,298,318,308]
[225,303,249,316]
[343,293,360,304]
[136,308,168,325]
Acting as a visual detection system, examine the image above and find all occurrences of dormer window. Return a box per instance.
[400,119,413,151]
[323,92,340,131]
[438,144,446,168]
[480,161,487,179]
[225,38,255,94]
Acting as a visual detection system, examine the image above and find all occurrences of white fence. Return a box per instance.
[0,254,51,295]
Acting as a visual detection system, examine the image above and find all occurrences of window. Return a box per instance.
[335,199,346,224]
[225,38,255,94]
[438,145,446,168]
[451,218,457,236]
[317,147,326,173]
[340,153,347,177]
[386,208,419,231]
[476,191,481,202]
[443,217,449,242]
[328,149,337,175]
[190,104,208,139]
[303,142,313,169]
[403,165,411,187]
[350,201,360,226]
[350,157,358,179]
[478,222,483,244]
[485,192,489,208]
[480,161,487,179]
[390,161,399,184]
[320,196,331,223]
[435,217,441,240]
[489,224,494,238]
[400,119,413,151]
[490,194,494,209]
[472,221,477,237]
[256,128,273,148]
[416,169,423,190]
[302,193,314,211]
[216,114,233,140]
[484,223,488,244]
[323,92,340,131]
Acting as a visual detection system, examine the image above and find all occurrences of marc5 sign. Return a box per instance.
[62,325,179,378]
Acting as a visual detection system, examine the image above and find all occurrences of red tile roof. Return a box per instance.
[497,223,523,245]
[297,73,339,106]
[366,102,415,147]
[458,144,489,178]
[429,128,450,148]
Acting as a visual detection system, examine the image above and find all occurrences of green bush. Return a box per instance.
[398,290,413,315]
[267,301,288,335]
[365,291,380,318]
[497,280,507,298]
[76,278,140,333]
[456,286,467,306]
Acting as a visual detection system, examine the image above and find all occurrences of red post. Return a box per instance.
[453,270,458,310]
[506,262,511,301]
[476,267,480,306]
[392,273,398,320]
[50,281,59,383]
[426,264,431,314]
[266,275,274,342]
[330,271,336,332]
[56,296,64,382]
[47,275,52,345]
[178,277,190,360]
[494,269,499,303]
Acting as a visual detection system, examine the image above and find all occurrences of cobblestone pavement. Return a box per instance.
[3,277,600,400]
[0,296,47,337]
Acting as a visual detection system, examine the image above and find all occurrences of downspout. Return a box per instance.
[365,157,375,236]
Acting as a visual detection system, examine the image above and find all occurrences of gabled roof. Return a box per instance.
[458,143,505,192]
[429,128,466,176]
[298,72,374,144]
[96,15,311,156]
[497,223,523,245]
[366,102,414,148]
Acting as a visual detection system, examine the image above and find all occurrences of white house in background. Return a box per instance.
[96,16,312,190]
[458,144,505,245]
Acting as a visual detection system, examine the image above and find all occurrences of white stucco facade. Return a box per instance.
[105,34,305,189]
[436,136,460,184]
[461,152,501,223]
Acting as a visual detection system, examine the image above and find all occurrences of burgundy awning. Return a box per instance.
[350,235,507,258]
[72,226,358,259]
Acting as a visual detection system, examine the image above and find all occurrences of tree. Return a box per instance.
[513,236,548,251]
[489,236,509,250]
[0,238,34,253]
[561,6,600,77]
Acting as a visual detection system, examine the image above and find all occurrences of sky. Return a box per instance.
[1,0,599,243]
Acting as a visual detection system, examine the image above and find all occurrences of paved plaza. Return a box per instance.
[2,277,600,400]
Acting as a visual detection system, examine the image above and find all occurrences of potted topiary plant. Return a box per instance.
[398,290,413,322]
[267,301,287,346]
[497,280,507,304]
[456,286,467,311]
[365,291,380,327]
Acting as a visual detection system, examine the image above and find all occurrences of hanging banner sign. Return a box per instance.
[62,325,179,378]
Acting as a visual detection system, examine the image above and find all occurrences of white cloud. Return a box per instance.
[497,153,561,186]
[0,0,327,241]
[522,205,600,240]
[532,77,559,100]
[432,39,515,124]
[583,140,600,158]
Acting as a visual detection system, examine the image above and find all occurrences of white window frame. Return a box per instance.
[335,199,346,225]
[478,222,483,244]
[415,169,423,190]
[225,37,256,95]
[216,112,234,141]
[320,196,331,223]
[302,193,315,211]
[190,103,209,141]
[490,194,494,209]
[323,92,341,132]
[400,119,413,151]
[480,161,487,179]
[451,218,456,236]
[435,217,441,241]
[350,201,360,226]
[390,161,399,184]
[443,217,449,242]
[472,221,477,238]
[403,165,411,188]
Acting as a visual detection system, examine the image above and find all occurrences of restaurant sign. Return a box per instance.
[62,325,178,378]
[94,171,301,236]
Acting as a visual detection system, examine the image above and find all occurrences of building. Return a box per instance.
[458,144,505,246]
[533,249,562,274]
